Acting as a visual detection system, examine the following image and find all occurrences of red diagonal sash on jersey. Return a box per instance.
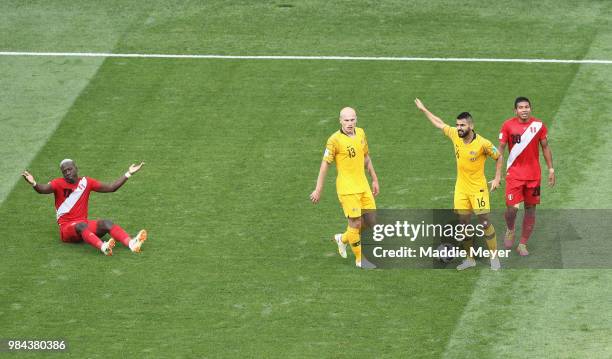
[56,177,88,220]
[506,121,542,170]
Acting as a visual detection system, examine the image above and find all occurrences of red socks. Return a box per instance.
[109,225,131,247]
[81,229,103,250]
[519,213,536,244]
[81,225,130,250]
[505,209,517,231]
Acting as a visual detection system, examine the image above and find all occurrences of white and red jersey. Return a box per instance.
[49,176,101,225]
[499,117,548,181]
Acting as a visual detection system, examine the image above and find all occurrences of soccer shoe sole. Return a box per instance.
[132,230,148,253]
[104,238,116,256]
[456,260,477,271]
[333,234,347,258]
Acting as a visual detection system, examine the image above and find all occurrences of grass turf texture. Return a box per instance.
[1,1,612,358]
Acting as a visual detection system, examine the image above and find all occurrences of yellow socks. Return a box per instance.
[342,226,361,263]
[340,225,350,244]
[462,237,474,258]
[484,224,497,252]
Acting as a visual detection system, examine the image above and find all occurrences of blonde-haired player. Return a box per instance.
[310,107,379,269]
[415,99,503,270]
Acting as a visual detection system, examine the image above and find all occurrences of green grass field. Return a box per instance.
[2,1,611,358]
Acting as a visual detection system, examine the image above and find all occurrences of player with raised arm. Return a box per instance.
[22,159,148,256]
[415,98,504,270]
[499,97,555,256]
[310,107,379,269]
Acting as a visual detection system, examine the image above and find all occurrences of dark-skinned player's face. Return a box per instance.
[456,119,473,138]
[514,101,531,121]
[60,163,78,183]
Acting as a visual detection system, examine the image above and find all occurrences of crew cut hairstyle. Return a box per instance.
[514,96,531,108]
[456,112,473,122]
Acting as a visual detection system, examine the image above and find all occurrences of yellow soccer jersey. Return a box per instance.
[443,125,500,194]
[323,127,371,195]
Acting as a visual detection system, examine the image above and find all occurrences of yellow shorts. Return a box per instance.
[454,190,490,215]
[338,191,376,218]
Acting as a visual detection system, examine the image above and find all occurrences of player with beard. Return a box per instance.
[415,99,503,270]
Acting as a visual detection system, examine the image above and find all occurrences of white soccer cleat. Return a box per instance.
[101,238,116,256]
[129,229,148,253]
[333,233,347,258]
[356,257,377,269]
[490,257,501,271]
[456,258,476,271]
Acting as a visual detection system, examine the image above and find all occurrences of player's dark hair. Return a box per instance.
[456,112,473,122]
[514,96,531,108]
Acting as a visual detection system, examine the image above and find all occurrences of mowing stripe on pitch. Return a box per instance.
[442,29,612,359]
[0,57,108,206]
[1,51,612,64]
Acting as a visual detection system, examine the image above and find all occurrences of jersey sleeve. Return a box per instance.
[363,131,369,156]
[442,125,457,140]
[483,139,501,160]
[323,136,336,164]
[88,177,102,191]
[499,121,509,144]
[540,122,548,141]
[49,178,58,191]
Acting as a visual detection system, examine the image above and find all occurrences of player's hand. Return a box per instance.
[128,162,145,175]
[22,170,35,185]
[414,98,426,112]
[310,189,321,204]
[548,169,555,187]
[372,179,380,196]
[489,177,501,192]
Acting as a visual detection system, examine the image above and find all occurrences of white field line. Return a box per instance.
[1,51,612,64]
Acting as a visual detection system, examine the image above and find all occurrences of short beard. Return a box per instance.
[458,130,469,138]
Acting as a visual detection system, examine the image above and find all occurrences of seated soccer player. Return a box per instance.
[22,159,147,256]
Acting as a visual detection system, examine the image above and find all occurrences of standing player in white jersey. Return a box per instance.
[498,97,555,256]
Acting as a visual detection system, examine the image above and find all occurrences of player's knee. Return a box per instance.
[362,213,376,229]
[99,219,113,231]
[75,222,88,233]
[348,217,362,229]
[478,215,491,228]
[524,205,537,216]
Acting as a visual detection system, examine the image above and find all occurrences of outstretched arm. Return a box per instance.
[310,161,330,204]
[22,170,53,194]
[364,154,379,196]
[95,162,145,193]
[540,138,555,187]
[414,98,448,130]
